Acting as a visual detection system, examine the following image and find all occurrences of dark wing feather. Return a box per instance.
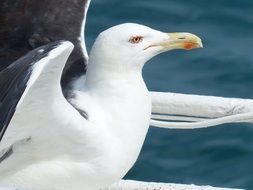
[0,0,90,85]
[0,41,65,141]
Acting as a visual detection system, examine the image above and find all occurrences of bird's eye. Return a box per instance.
[129,36,143,44]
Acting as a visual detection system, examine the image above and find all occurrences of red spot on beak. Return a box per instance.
[184,42,195,50]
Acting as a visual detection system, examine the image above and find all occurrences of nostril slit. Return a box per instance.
[178,37,186,40]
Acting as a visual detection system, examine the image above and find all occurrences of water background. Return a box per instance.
[85,0,253,189]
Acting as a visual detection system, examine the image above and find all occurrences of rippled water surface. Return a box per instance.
[86,0,253,189]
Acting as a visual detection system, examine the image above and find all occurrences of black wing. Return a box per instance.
[0,0,90,85]
[0,41,71,141]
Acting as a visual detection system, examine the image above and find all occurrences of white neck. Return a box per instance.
[85,54,144,89]
[84,54,151,161]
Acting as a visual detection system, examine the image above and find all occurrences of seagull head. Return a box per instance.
[88,23,203,71]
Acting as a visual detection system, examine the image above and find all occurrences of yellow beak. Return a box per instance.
[161,32,203,50]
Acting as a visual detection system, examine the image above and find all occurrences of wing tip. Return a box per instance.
[58,40,74,49]
[1,41,74,75]
[45,41,74,60]
[35,40,74,55]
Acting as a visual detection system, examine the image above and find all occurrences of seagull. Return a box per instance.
[0,22,202,190]
[0,0,208,128]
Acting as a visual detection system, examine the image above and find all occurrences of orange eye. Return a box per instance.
[129,36,143,44]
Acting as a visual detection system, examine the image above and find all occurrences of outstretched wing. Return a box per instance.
[0,0,91,85]
[0,41,82,143]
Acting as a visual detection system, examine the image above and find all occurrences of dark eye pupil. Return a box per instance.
[130,36,143,44]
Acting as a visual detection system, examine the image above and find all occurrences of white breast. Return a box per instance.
[70,76,152,183]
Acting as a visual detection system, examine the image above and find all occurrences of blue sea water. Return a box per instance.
[85,0,253,189]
